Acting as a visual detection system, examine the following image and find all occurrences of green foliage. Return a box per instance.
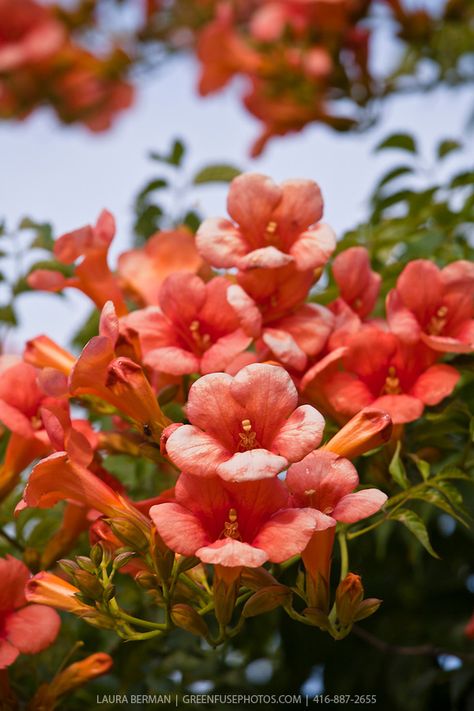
[375,133,418,154]
[133,140,241,241]
[193,164,242,184]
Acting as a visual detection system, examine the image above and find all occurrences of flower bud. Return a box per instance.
[353,597,382,622]
[335,573,364,627]
[213,566,241,627]
[241,567,279,591]
[107,517,150,551]
[175,555,200,575]
[135,571,159,590]
[90,543,104,567]
[76,556,96,574]
[113,551,136,570]
[74,570,103,600]
[171,604,210,639]
[42,652,113,699]
[78,610,116,630]
[303,607,331,631]
[58,559,79,577]
[324,409,392,459]
[242,585,292,618]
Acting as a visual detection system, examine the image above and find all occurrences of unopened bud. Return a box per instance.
[335,573,364,627]
[113,551,136,570]
[353,597,382,622]
[153,547,175,583]
[108,518,149,551]
[78,611,115,630]
[213,566,241,627]
[76,556,96,574]
[90,543,103,568]
[303,607,330,631]
[175,556,200,575]
[242,585,292,618]
[171,604,209,639]
[135,571,158,589]
[58,559,79,577]
[241,567,279,591]
[74,570,102,599]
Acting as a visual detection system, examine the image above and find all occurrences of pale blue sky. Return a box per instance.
[0,39,472,350]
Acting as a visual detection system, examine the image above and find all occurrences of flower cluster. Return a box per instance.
[0,171,471,666]
[1,0,472,153]
[0,0,133,131]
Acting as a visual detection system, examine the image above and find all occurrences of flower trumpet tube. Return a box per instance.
[28,210,128,316]
[29,653,113,708]
[323,408,393,458]
[24,335,76,375]
[287,450,387,609]
[17,452,151,540]
[25,572,86,613]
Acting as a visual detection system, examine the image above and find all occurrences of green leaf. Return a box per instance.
[408,454,430,481]
[19,218,54,251]
[149,139,185,167]
[136,179,168,202]
[389,441,410,489]
[450,171,474,189]
[375,133,417,154]
[183,210,201,233]
[193,164,241,185]
[410,489,469,527]
[437,467,471,481]
[437,139,462,160]
[390,509,439,558]
[375,165,414,190]
[0,304,17,325]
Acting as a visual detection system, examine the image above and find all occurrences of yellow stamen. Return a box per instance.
[189,320,211,351]
[427,306,448,335]
[383,365,401,395]
[221,508,242,540]
[238,419,258,450]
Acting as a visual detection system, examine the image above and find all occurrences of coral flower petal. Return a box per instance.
[271,405,325,461]
[5,604,60,654]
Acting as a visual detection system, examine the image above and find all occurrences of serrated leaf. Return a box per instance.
[437,139,462,160]
[193,164,241,185]
[375,133,417,154]
[390,509,439,558]
[389,441,410,489]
